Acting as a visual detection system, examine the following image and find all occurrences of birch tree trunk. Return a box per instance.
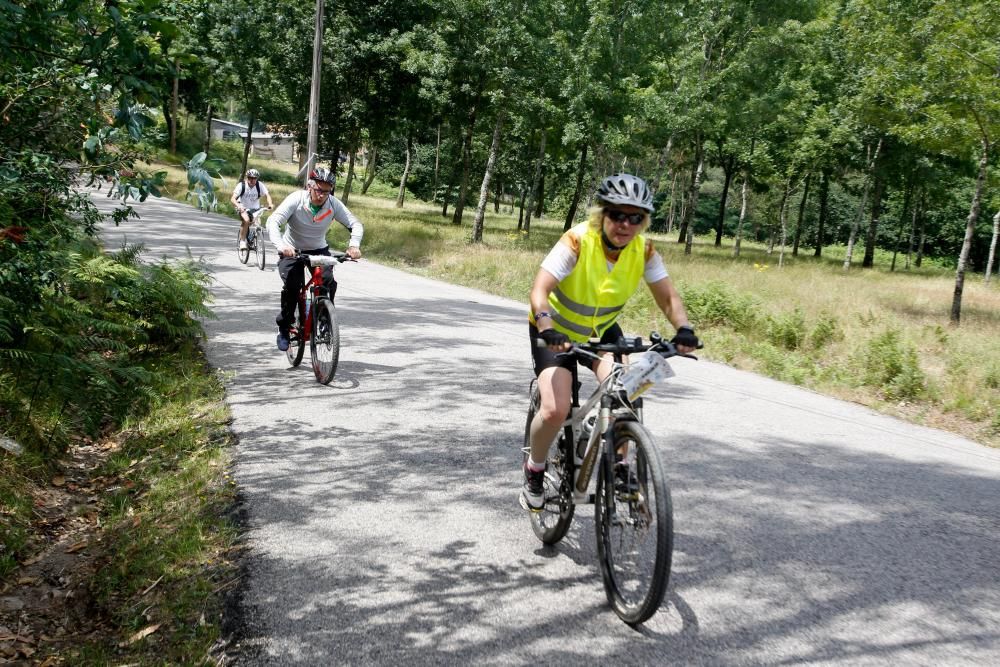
[778,178,791,268]
[341,128,359,204]
[862,173,886,268]
[951,138,989,324]
[395,132,412,208]
[733,169,750,258]
[814,170,829,257]
[666,170,678,234]
[523,130,546,233]
[792,172,811,255]
[472,111,504,243]
[985,210,999,284]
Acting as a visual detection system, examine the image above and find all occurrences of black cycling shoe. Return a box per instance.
[520,463,545,511]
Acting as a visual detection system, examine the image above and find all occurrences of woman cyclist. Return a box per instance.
[521,173,700,511]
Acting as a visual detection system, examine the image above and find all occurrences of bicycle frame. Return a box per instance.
[293,264,326,344]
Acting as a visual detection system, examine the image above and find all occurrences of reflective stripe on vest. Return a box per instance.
[547,222,644,342]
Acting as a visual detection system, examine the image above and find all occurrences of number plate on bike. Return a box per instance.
[618,352,674,400]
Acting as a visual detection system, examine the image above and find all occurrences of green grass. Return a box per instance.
[70,343,237,664]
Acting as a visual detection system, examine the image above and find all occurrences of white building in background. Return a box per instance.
[209,119,297,162]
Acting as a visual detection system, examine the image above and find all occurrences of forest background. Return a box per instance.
[0,0,998,661]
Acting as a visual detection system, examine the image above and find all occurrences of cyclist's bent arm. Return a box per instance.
[266,194,298,255]
[529,267,559,329]
[648,276,692,333]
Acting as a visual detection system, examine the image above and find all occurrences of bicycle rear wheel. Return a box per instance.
[254,226,266,269]
[310,298,340,384]
[286,298,306,367]
[237,226,250,264]
[595,420,672,625]
[524,384,575,545]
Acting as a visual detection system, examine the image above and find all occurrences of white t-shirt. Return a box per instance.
[233,180,269,210]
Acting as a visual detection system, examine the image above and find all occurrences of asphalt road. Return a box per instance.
[96,190,1000,666]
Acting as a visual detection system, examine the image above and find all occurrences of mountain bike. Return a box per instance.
[523,332,696,625]
[284,251,352,384]
[237,207,269,268]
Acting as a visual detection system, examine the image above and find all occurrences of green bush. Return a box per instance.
[860,329,926,400]
[809,312,842,349]
[680,281,760,332]
[766,308,807,350]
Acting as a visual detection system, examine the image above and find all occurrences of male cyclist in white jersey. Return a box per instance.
[231,168,274,250]
[266,167,363,351]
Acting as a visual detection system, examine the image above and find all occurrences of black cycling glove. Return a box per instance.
[539,328,570,348]
[670,325,700,349]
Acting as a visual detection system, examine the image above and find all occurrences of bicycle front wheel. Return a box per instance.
[595,420,672,625]
[254,227,266,269]
[310,298,340,384]
[525,384,575,545]
[286,298,306,367]
[237,227,250,264]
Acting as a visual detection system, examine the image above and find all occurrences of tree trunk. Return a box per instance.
[472,110,505,243]
[684,144,704,255]
[905,192,921,270]
[814,170,829,257]
[844,138,883,270]
[792,172,812,256]
[564,143,588,231]
[666,170,678,234]
[241,114,255,178]
[985,210,999,284]
[523,130,546,233]
[452,101,479,225]
[862,172,886,268]
[890,179,913,272]
[951,139,989,324]
[778,178,791,267]
[341,128,359,204]
[916,214,926,268]
[361,145,378,194]
[517,182,527,230]
[714,158,734,246]
[433,123,441,199]
[170,59,179,154]
[204,104,213,153]
[395,132,412,208]
[534,166,545,218]
[733,169,750,258]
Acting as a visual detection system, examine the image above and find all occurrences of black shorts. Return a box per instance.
[528,321,624,377]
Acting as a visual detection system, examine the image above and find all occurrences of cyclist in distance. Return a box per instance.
[267,166,363,351]
[521,172,701,511]
[231,168,275,250]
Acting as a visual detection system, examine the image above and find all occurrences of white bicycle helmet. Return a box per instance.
[246,168,260,178]
[595,173,654,213]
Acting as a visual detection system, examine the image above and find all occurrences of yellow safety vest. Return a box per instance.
[546,222,645,342]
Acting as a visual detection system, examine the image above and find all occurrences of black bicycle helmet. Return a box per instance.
[595,173,654,213]
[309,167,335,185]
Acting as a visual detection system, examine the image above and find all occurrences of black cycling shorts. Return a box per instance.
[528,321,623,377]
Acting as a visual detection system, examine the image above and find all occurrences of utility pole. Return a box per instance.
[304,0,325,185]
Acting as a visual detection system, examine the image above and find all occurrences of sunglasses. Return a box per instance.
[604,209,645,226]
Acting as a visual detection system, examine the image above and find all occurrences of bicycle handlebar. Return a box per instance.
[535,331,700,360]
[293,251,354,267]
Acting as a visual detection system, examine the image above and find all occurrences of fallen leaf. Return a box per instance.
[38,657,58,667]
[20,554,42,566]
[16,577,38,586]
[65,541,88,554]
[125,623,161,645]
[51,476,65,487]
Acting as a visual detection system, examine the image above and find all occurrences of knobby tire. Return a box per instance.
[237,226,250,264]
[595,420,672,625]
[286,297,306,367]
[310,298,340,384]
[525,384,575,544]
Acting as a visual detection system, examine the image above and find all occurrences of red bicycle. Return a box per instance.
[284,251,352,384]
